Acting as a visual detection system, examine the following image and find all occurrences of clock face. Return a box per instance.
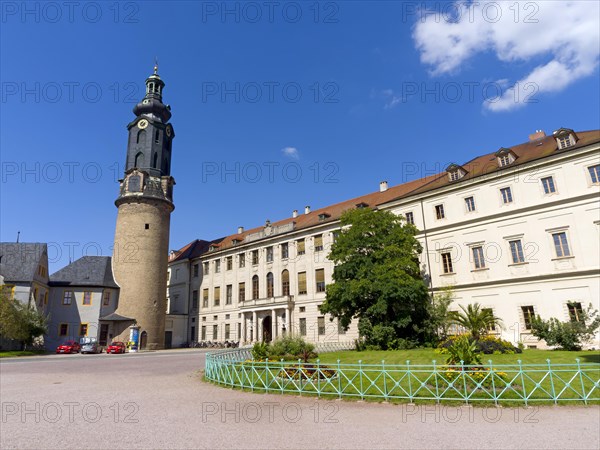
[142,99,150,105]
[166,126,172,137]
[138,119,148,129]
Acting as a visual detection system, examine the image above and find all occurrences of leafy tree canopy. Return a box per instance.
[319,208,429,348]
[0,286,48,348]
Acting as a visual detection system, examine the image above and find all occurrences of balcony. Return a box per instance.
[239,295,294,310]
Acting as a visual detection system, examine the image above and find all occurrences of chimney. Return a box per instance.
[292,210,298,218]
[237,226,244,234]
[379,181,388,192]
[304,206,311,215]
[529,130,546,142]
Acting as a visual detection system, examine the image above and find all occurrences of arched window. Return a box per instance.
[136,129,146,144]
[152,152,158,169]
[281,270,290,296]
[252,275,259,300]
[148,82,154,94]
[266,272,274,298]
[134,152,145,168]
[154,129,160,143]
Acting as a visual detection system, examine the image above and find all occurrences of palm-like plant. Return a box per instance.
[448,303,503,341]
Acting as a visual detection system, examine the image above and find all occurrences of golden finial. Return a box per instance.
[153,57,159,75]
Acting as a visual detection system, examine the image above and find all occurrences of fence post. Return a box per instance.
[265,358,269,392]
[433,360,440,404]
[461,360,468,405]
[298,358,303,395]
[281,359,285,395]
[406,360,413,403]
[251,358,255,392]
[359,360,364,401]
[337,359,342,399]
[317,359,321,398]
[488,360,497,406]
[518,360,527,407]
[382,360,388,401]
[576,358,588,405]
[547,359,557,405]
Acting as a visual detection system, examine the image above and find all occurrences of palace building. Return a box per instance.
[166,128,600,348]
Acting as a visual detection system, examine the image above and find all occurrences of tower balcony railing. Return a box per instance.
[240,295,294,310]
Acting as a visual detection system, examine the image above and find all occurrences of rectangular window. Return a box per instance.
[226,256,233,271]
[472,246,485,269]
[193,264,199,277]
[238,282,245,302]
[314,235,323,252]
[521,306,535,330]
[541,176,556,194]
[298,272,307,295]
[212,325,218,340]
[79,323,88,336]
[552,232,571,257]
[214,287,221,307]
[281,243,289,259]
[63,291,72,305]
[332,231,340,243]
[499,154,511,167]
[82,292,92,306]
[589,164,600,184]
[315,268,325,292]
[252,250,259,265]
[441,252,454,274]
[568,302,583,322]
[297,239,305,255]
[225,324,230,340]
[192,290,199,310]
[202,289,209,308]
[299,306,306,313]
[201,326,206,340]
[500,187,513,204]
[239,253,245,268]
[252,277,259,300]
[215,260,221,273]
[509,240,525,264]
[59,323,68,337]
[435,204,445,220]
[299,318,307,336]
[405,212,414,225]
[558,135,573,149]
[203,262,209,275]
[482,308,496,331]
[465,196,476,212]
[226,285,232,305]
[318,317,326,336]
[266,246,274,263]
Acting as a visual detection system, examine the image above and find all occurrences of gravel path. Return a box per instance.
[1,350,598,449]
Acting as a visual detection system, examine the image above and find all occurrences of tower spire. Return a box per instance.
[154,57,159,75]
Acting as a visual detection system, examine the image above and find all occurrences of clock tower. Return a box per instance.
[111,65,175,350]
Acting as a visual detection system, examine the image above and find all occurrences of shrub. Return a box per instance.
[438,335,521,355]
[445,335,482,366]
[251,336,317,362]
[531,304,600,350]
[251,341,269,360]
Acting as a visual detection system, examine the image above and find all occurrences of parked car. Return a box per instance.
[80,337,102,354]
[106,341,127,354]
[56,340,81,354]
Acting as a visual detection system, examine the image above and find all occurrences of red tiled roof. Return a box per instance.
[171,129,600,260]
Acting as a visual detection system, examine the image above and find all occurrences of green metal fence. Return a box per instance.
[205,348,600,405]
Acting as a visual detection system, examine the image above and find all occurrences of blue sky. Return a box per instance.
[1,1,599,272]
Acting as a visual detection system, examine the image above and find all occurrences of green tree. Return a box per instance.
[423,286,454,344]
[0,286,48,349]
[448,303,502,341]
[319,208,429,349]
[531,303,600,350]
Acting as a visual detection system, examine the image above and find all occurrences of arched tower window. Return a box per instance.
[252,275,259,300]
[152,152,158,169]
[154,129,160,143]
[136,129,146,144]
[134,152,145,168]
[281,270,290,296]
[266,272,274,298]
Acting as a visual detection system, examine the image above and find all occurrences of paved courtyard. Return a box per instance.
[1,349,599,449]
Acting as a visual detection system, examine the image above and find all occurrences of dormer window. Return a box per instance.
[232,238,241,245]
[446,163,466,182]
[356,202,369,209]
[209,244,220,252]
[553,128,578,150]
[495,148,517,168]
[318,213,331,221]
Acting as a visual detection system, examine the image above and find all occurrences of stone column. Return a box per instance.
[252,311,257,342]
[271,308,276,340]
[286,308,291,335]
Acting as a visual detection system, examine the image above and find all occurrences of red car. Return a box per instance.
[106,342,127,354]
[56,340,81,354]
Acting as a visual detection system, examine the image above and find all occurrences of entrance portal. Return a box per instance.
[140,331,148,350]
[262,316,272,342]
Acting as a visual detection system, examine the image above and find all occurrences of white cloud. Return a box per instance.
[412,1,600,112]
[281,147,299,159]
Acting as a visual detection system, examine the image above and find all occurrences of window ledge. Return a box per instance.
[470,267,489,272]
[440,272,456,277]
[508,262,529,267]
[551,256,575,261]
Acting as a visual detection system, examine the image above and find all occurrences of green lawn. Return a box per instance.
[0,350,47,358]
[317,348,600,366]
